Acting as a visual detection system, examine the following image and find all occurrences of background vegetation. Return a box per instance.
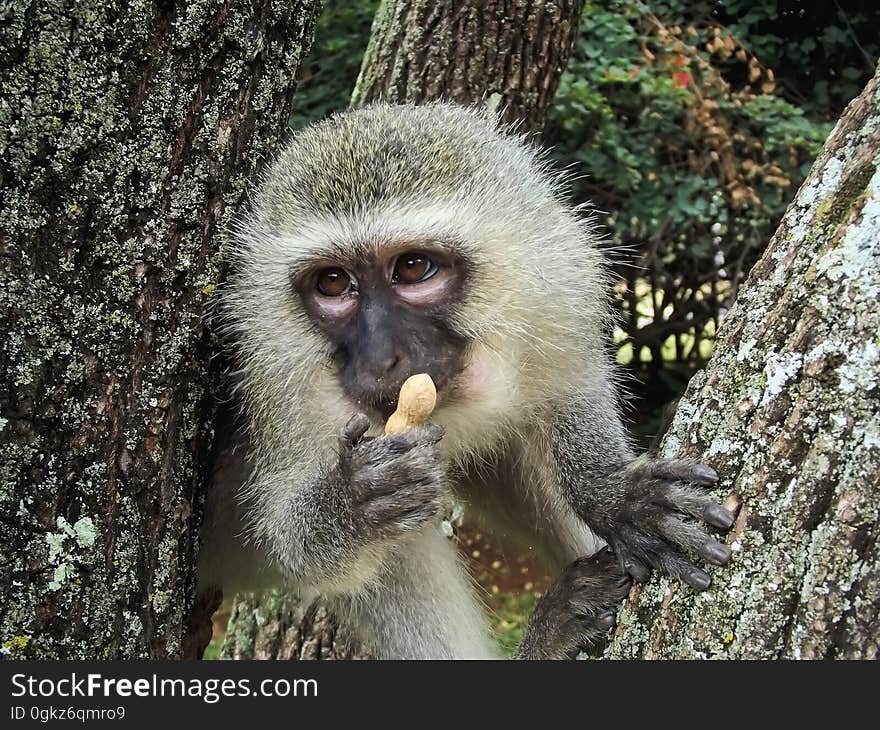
[547,0,878,430]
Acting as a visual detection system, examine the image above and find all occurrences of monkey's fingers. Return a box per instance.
[646,459,719,486]
[617,551,650,583]
[614,527,717,591]
[384,423,445,449]
[353,448,444,498]
[540,549,632,655]
[339,413,371,448]
[362,491,445,534]
[655,482,736,530]
[654,514,732,566]
[567,549,632,596]
[655,546,713,591]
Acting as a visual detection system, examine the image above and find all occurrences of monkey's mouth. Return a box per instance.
[352,391,404,422]
[343,368,459,424]
[375,398,397,421]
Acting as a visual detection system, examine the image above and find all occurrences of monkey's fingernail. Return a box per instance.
[342,413,371,443]
[692,465,719,484]
[704,504,735,529]
[705,542,732,565]
[596,612,616,629]
[685,569,711,591]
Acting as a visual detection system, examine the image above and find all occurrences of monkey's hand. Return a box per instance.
[338,413,450,541]
[582,457,736,591]
[516,549,631,660]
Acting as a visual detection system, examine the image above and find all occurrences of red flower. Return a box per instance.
[629,65,641,77]
[674,54,688,68]
[672,71,691,88]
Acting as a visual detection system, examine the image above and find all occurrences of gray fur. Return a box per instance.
[200,102,732,659]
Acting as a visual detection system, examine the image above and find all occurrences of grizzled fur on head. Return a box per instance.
[221,102,614,475]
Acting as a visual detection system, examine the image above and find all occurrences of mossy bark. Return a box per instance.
[604,65,880,660]
[0,0,319,659]
[220,0,586,661]
[351,0,586,131]
[221,591,367,660]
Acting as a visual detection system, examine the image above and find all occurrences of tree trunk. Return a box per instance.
[220,0,586,660]
[351,0,586,131]
[221,591,368,660]
[604,65,880,660]
[0,0,318,659]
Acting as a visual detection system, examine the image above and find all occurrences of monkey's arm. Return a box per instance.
[552,383,735,590]
[197,437,360,599]
[239,414,449,595]
[516,548,632,659]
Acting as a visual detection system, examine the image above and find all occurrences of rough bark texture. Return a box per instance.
[351,0,585,131]
[219,0,586,660]
[0,0,318,659]
[604,65,880,660]
[220,591,368,660]
[218,584,370,660]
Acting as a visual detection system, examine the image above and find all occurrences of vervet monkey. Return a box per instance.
[198,103,734,659]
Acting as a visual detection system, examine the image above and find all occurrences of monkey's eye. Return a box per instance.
[316,267,353,297]
[391,252,438,285]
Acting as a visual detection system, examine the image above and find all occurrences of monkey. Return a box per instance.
[196,102,735,660]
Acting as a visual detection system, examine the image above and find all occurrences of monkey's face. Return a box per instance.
[227,104,608,456]
[293,240,470,419]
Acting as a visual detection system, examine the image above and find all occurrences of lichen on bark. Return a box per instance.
[220,591,368,660]
[604,65,880,660]
[0,0,319,658]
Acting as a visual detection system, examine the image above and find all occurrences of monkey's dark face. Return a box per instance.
[293,242,470,418]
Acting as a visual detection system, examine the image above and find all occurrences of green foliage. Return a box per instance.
[544,0,877,382]
[289,0,378,129]
[712,0,879,118]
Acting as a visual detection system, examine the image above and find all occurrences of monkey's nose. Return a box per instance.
[380,353,402,375]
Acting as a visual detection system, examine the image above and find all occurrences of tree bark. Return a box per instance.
[220,591,368,660]
[220,0,586,660]
[604,65,880,660]
[0,0,318,659]
[351,0,586,131]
